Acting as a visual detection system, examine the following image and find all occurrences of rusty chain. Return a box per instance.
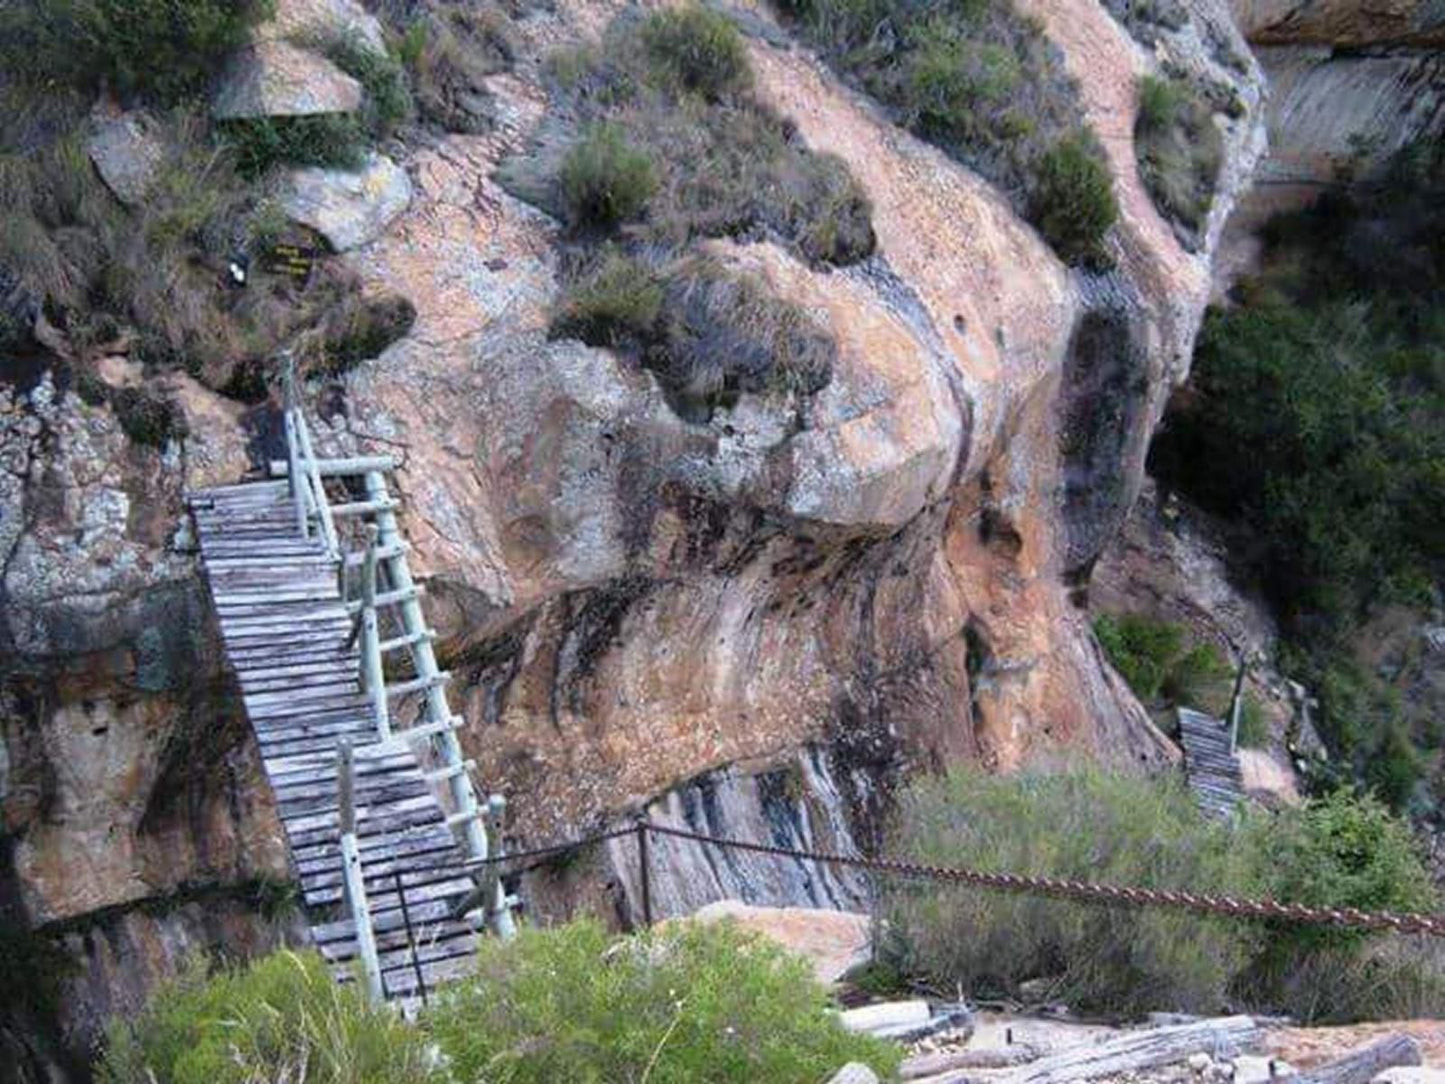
[456,821,1445,936]
[645,823,1445,937]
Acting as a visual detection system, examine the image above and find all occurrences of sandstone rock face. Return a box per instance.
[87,109,165,207]
[282,153,413,252]
[1232,0,1445,46]
[3,0,1272,1073]
[676,900,872,986]
[212,40,362,120]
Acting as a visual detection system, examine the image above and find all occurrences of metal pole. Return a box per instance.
[395,870,428,1007]
[637,818,653,929]
[1227,650,1248,756]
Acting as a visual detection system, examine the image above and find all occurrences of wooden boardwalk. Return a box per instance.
[189,478,480,998]
[1177,707,1245,818]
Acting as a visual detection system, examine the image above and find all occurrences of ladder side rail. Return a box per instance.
[337,741,385,1003]
[281,369,310,541]
[363,470,516,939]
[356,525,391,740]
[293,410,339,560]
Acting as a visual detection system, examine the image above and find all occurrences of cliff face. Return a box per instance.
[2,0,1267,1075]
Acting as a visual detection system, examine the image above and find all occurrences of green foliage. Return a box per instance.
[885,767,1445,1022]
[1033,135,1120,267]
[560,124,658,230]
[1150,142,1445,808]
[424,918,900,1083]
[552,249,665,347]
[774,0,1117,266]
[1134,74,1223,243]
[885,766,1262,1014]
[0,0,273,103]
[222,113,369,178]
[1094,613,1230,713]
[324,36,412,137]
[641,5,753,101]
[96,950,442,1084]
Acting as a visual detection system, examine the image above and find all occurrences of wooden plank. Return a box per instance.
[292,823,461,868]
[1003,1018,1262,1084]
[1300,1036,1422,1084]
[269,455,399,478]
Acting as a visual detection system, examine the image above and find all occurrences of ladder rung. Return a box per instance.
[269,455,398,477]
[346,585,422,615]
[424,760,475,784]
[446,808,482,828]
[331,498,399,519]
[386,672,451,699]
[343,541,409,567]
[379,629,437,654]
[386,716,464,745]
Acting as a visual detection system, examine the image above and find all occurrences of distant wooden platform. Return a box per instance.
[1178,707,1245,818]
[189,479,478,997]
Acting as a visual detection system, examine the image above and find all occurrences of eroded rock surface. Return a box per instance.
[212,40,363,120]
[282,152,414,252]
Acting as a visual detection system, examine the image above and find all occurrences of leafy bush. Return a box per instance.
[773,0,1117,266]
[97,950,441,1083]
[1095,612,1233,714]
[323,35,412,137]
[884,768,1445,1022]
[0,0,273,103]
[641,6,753,101]
[223,113,369,178]
[1134,74,1223,244]
[425,918,900,1083]
[561,124,658,230]
[1033,135,1120,267]
[885,767,1261,1014]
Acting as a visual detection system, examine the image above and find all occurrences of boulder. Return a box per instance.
[282,153,412,252]
[827,1065,881,1084]
[682,900,872,986]
[212,40,362,120]
[841,1000,931,1035]
[261,0,386,55]
[88,110,166,206]
[1235,1055,1297,1084]
[1374,1071,1445,1084]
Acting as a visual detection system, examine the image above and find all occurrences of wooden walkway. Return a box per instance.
[188,478,480,997]
[1177,707,1245,818]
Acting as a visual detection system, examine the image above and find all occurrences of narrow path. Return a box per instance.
[188,479,478,998]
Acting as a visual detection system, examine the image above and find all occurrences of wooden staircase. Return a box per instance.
[186,368,513,1001]
[1177,707,1245,819]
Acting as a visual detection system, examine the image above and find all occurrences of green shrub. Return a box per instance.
[885,766,1261,1014]
[1094,613,1184,702]
[885,768,1445,1022]
[1163,642,1233,716]
[0,0,273,104]
[552,249,664,347]
[561,124,658,229]
[773,0,1117,266]
[222,113,369,178]
[97,950,441,1084]
[641,5,753,101]
[323,36,412,137]
[1134,74,1223,243]
[424,918,900,1083]
[1033,135,1119,267]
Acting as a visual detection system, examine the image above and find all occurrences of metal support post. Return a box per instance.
[637,817,653,929]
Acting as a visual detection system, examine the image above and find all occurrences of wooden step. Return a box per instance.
[379,628,436,654]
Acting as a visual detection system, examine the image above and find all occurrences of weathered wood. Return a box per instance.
[269,455,399,478]
[1299,1036,1422,1084]
[1003,1017,1261,1084]
[902,1046,1041,1081]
